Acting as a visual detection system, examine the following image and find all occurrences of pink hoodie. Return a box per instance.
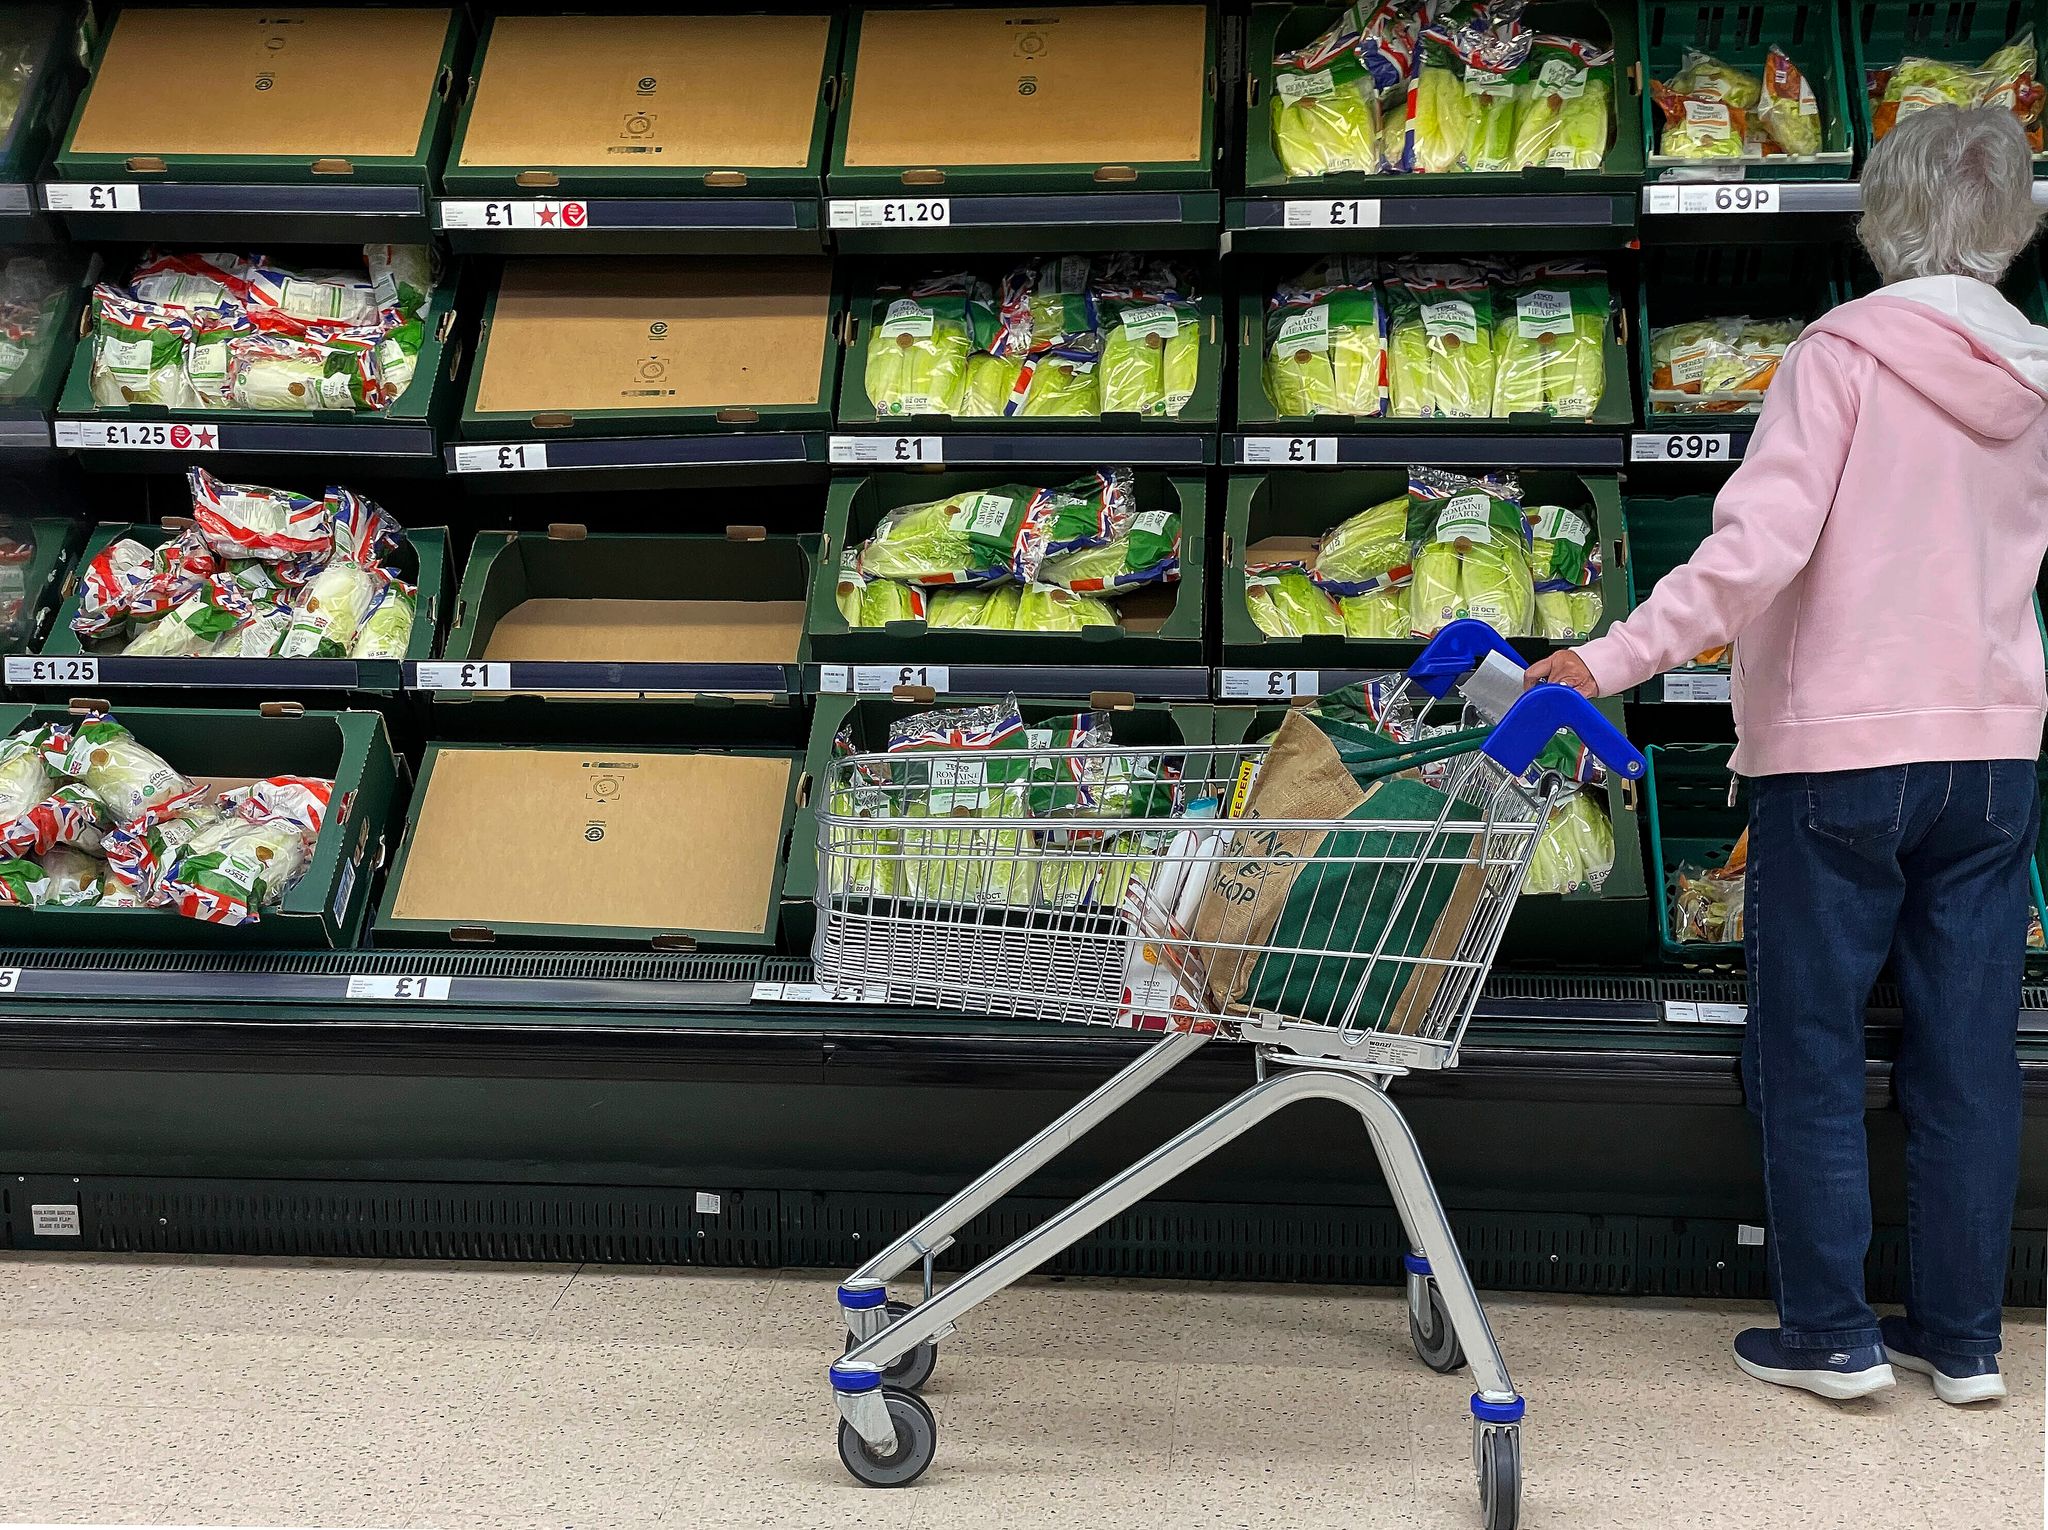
[1578,275,2048,776]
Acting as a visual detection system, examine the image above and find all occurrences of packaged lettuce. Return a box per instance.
[1386,266,1496,417]
[864,275,984,418]
[976,583,1022,630]
[365,244,434,324]
[1670,49,1762,108]
[48,714,203,830]
[189,469,331,563]
[1649,316,1800,412]
[279,563,382,658]
[162,777,332,926]
[0,856,46,906]
[1464,35,1534,173]
[1760,46,1822,157]
[1265,258,1386,417]
[1015,583,1121,633]
[123,574,253,658]
[1872,30,2043,147]
[1406,469,1533,637]
[90,288,197,408]
[1038,508,1181,593]
[1247,563,1345,637]
[352,582,416,658]
[1340,583,1412,637]
[37,844,103,908]
[233,606,293,657]
[1973,29,2045,150]
[858,486,1038,586]
[1524,786,1614,894]
[1098,295,1200,417]
[1528,503,1604,639]
[961,353,1022,416]
[1492,264,1608,418]
[103,811,207,906]
[1653,51,1759,158]
[1510,36,1613,169]
[1025,469,1132,562]
[1015,351,1101,416]
[130,252,257,311]
[1272,6,1390,175]
[836,548,868,627]
[1,779,110,860]
[826,726,898,898]
[862,577,929,628]
[187,307,252,408]
[1412,13,1483,171]
[0,731,52,825]
[1313,494,1412,594]
[927,587,993,628]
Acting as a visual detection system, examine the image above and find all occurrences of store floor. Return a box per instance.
[0,1254,2038,1529]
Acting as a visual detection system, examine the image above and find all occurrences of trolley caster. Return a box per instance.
[836,1385,938,1488]
[843,1298,939,1391]
[1407,1258,1465,1374]
[1471,1398,1524,1530]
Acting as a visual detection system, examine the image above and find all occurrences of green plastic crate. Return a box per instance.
[55,6,465,188]
[1644,740,1744,965]
[1235,274,1635,429]
[0,702,397,948]
[441,13,841,200]
[828,5,1220,197]
[1622,494,1727,700]
[1640,0,1855,179]
[0,263,89,415]
[809,470,1205,666]
[1222,468,1633,667]
[0,6,77,189]
[0,517,83,658]
[1636,245,1844,419]
[839,267,1224,431]
[1848,0,2048,162]
[1243,0,1647,193]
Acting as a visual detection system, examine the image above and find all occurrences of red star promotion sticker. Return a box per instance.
[536,202,557,226]
[194,427,216,449]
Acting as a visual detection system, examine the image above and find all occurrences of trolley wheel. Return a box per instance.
[1410,1282,1466,1374]
[843,1300,939,1391]
[837,1387,938,1488]
[1477,1425,1521,1530]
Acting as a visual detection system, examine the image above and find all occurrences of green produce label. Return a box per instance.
[1421,298,1479,346]
[1119,303,1181,341]
[1276,68,1338,102]
[1437,491,1494,544]
[880,298,936,340]
[1516,289,1575,340]
[1276,304,1331,354]
[1532,504,1590,545]
[1535,57,1587,97]
[951,492,1018,537]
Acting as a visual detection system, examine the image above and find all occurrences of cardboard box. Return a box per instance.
[0,703,397,949]
[376,742,803,948]
[809,470,1205,665]
[61,8,462,182]
[462,258,838,436]
[832,5,1216,193]
[446,13,838,195]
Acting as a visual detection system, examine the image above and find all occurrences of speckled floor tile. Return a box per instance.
[1,1252,381,1335]
[535,1263,779,1344]
[332,1257,580,1339]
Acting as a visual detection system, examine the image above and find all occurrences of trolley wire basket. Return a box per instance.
[819,621,1648,1530]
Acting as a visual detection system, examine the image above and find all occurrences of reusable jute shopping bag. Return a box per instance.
[1192,710,1491,1035]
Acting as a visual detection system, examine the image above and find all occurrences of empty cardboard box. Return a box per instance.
[376,742,804,948]
[461,257,838,437]
[445,13,838,196]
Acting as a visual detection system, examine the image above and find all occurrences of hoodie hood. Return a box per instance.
[1803,275,2048,440]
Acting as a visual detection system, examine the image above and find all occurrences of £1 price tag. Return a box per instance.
[451,443,548,474]
[852,664,949,695]
[44,182,140,213]
[1220,668,1321,700]
[829,435,943,465]
[1282,198,1381,229]
[1241,436,1337,466]
[345,975,452,1001]
[415,662,512,691]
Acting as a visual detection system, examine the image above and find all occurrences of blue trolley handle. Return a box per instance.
[1404,620,1649,783]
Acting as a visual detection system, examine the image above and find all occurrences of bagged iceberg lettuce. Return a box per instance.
[352,582,416,658]
[1038,507,1181,593]
[1492,263,1607,418]
[859,486,1038,586]
[90,288,197,408]
[188,468,331,562]
[0,730,54,823]
[1015,583,1121,633]
[1405,468,1533,637]
[365,244,435,324]
[1264,257,1386,417]
[44,714,203,830]
[864,274,988,418]
[1528,503,1604,639]
[276,488,397,658]
[1312,494,1412,594]
[1246,563,1345,637]
[122,574,253,657]
[37,844,103,908]
[1524,787,1615,894]
[1386,265,1496,418]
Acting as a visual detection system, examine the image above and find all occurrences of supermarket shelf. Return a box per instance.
[39,181,430,242]
[433,196,823,254]
[404,660,803,697]
[826,192,1222,253]
[829,430,1212,468]
[0,181,51,242]
[54,417,438,462]
[4,655,385,691]
[1228,191,1635,251]
[0,412,53,454]
[1627,428,1752,466]
[445,433,826,485]
[810,661,1210,702]
[1654,671,1732,704]
[1228,432,1625,469]
[1642,181,2048,219]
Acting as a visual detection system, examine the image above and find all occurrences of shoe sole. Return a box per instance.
[1886,1348,2008,1405]
[1735,1353,1896,1400]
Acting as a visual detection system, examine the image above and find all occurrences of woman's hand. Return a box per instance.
[1525,650,1599,698]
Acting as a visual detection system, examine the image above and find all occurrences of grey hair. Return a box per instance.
[1858,105,2043,284]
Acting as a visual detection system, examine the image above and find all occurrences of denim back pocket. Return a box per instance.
[1805,765,1908,846]
[1985,758,2036,842]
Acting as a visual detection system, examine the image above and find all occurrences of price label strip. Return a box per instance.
[1661,671,1731,703]
[415,662,512,691]
[345,975,453,1001]
[55,420,221,453]
[1282,199,1381,229]
[1644,184,1781,215]
[450,443,549,474]
[44,183,142,213]
[440,200,592,231]
[1219,669,1321,700]
[1240,436,1338,466]
[828,435,944,465]
[817,664,952,696]
[828,199,953,229]
[752,981,889,1004]
[4,656,98,686]
[1630,432,1732,463]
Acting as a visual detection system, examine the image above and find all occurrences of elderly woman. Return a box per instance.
[1531,105,2048,1405]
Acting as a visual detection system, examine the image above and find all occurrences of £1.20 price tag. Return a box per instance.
[828,199,952,229]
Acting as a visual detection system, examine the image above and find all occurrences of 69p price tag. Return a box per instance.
[1631,432,1731,463]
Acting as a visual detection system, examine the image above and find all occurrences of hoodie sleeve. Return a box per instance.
[1575,336,1858,696]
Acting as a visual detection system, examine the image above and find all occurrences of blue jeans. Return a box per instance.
[1744,760,2034,1360]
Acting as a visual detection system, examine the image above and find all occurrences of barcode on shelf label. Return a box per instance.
[1662,672,1731,703]
[829,435,943,465]
[30,1204,81,1237]
[416,662,511,691]
[1282,198,1381,229]
[451,443,548,473]
[828,198,952,229]
[55,420,220,452]
[1645,184,1781,215]
[5,656,98,685]
[1631,432,1731,463]
[1699,1002,1748,1024]
[45,182,140,213]
[751,981,889,1003]
[345,975,452,1001]
[1220,668,1320,699]
[1241,436,1338,465]
[440,199,591,231]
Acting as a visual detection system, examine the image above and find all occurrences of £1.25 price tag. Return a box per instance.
[1220,668,1321,700]
[345,975,452,1001]
[4,656,98,685]
[451,443,548,474]
[55,420,220,452]
[415,662,512,691]
[1282,198,1381,229]
[1241,436,1338,466]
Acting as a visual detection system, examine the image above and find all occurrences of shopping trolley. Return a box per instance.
[817,622,1646,1530]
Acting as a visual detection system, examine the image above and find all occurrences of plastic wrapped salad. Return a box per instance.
[1264,257,1386,418]
[1405,468,1534,638]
